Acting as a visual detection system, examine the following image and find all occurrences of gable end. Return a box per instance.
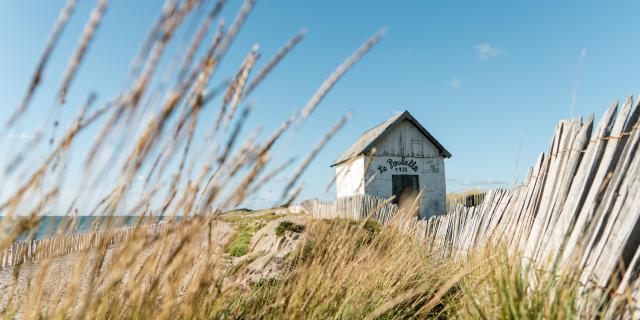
[331,111,451,167]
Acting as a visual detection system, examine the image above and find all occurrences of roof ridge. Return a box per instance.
[361,111,404,133]
[331,110,450,167]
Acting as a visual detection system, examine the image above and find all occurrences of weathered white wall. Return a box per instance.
[364,156,446,218]
[371,120,441,157]
[335,156,365,198]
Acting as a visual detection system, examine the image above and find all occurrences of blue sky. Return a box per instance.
[1,1,639,210]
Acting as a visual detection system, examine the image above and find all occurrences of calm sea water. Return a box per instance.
[1,216,180,240]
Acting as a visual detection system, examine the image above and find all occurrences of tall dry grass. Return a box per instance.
[0,0,623,319]
[456,247,607,319]
[213,219,461,319]
[195,218,600,319]
[0,0,385,317]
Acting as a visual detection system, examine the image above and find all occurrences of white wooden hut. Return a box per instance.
[331,111,451,218]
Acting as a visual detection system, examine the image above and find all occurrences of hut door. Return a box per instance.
[391,175,420,214]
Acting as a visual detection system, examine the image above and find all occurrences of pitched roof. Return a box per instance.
[331,111,451,167]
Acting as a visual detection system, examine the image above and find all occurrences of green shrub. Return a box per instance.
[362,219,382,235]
[275,221,306,237]
[351,219,383,249]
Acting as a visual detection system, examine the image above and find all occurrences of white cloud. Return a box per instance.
[5,132,38,140]
[449,78,462,89]
[447,178,509,188]
[474,43,506,60]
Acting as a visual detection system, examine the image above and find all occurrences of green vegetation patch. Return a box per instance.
[222,212,281,224]
[361,218,382,235]
[275,221,306,237]
[228,223,259,257]
[227,214,302,257]
[354,219,382,248]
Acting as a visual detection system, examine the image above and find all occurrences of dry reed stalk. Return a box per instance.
[177,0,226,83]
[216,46,259,130]
[298,29,385,125]
[129,0,180,82]
[223,111,298,206]
[0,96,104,220]
[243,29,306,98]
[122,23,223,182]
[128,0,199,108]
[57,0,109,104]
[213,0,255,63]
[200,130,261,210]
[150,22,227,187]
[218,103,253,166]
[7,0,77,127]
[85,0,197,170]
[248,157,296,194]
[281,113,351,200]
[0,0,395,317]
[224,49,258,126]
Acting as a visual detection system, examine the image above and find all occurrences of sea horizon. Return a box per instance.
[1,215,183,240]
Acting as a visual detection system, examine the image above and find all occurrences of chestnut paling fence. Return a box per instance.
[0,221,182,269]
[301,194,399,224]
[303,97,640,315]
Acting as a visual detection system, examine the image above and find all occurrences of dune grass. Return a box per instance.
[455,249,603,319]
[213,218,461,319]
[208,218,598,319]
[0,0,626,318]
[0,0,384,316]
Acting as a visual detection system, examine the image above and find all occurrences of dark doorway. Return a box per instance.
[391,175,420,214]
